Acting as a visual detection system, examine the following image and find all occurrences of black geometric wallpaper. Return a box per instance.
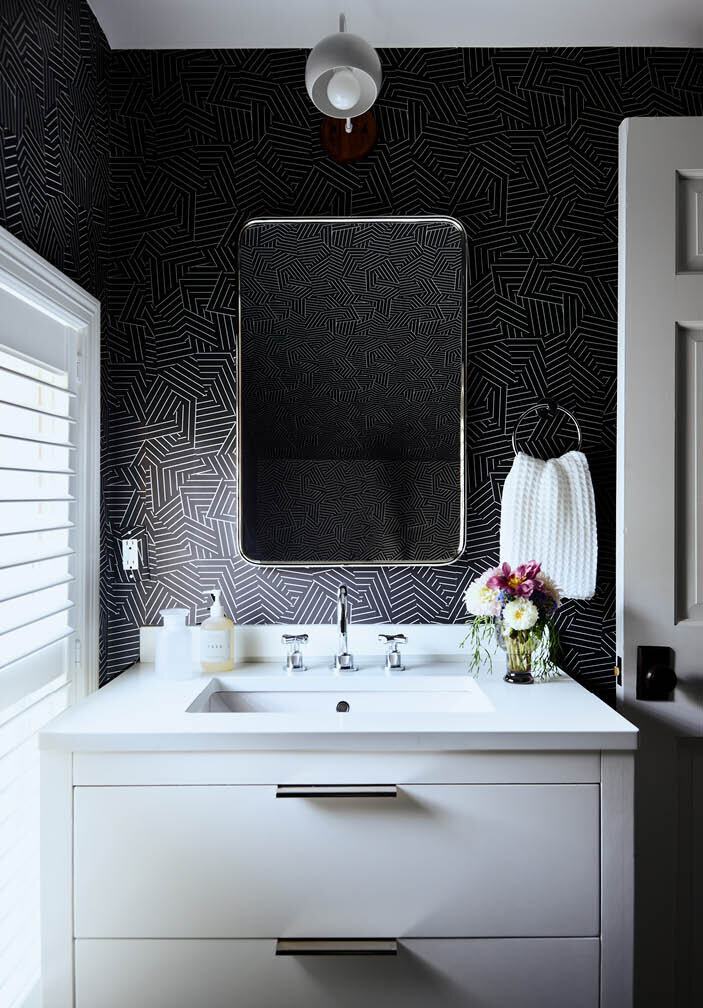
[1,9,702,700]
[0,0,110,672]
[0,0,108,299]
[102,46,703,698]
[239,217,464,565]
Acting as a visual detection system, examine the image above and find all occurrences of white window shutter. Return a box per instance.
[0,311,79,1007]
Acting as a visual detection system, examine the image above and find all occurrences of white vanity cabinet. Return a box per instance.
[75,938,600,1008]
[42,744,634,1008]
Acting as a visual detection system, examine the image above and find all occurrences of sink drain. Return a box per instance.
[336,700,350,713]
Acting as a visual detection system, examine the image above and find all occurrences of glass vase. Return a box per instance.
[503,628,536,684]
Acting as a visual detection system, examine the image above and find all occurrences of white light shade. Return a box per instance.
[305,29,382,120]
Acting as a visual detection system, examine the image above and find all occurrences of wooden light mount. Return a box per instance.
[321,111,377,163]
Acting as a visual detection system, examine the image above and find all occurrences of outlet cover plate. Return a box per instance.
[121,538,140,571]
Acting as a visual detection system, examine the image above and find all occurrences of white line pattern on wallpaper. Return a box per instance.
[98,47,703,694]
[1,10,700,696]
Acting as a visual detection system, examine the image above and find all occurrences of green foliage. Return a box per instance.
[530,618,561,680]
[458,615,496,676]
[460,615,561,680]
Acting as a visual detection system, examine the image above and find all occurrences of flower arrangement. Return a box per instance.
[462,561,561,683]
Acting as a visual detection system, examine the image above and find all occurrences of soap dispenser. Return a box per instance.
[155,609,194,680]
[199,589,235,673]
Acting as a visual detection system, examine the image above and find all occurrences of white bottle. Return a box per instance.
[155,608,194,680]
[200,589,235,673]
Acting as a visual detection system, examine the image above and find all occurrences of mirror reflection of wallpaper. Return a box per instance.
[239,218,465,564]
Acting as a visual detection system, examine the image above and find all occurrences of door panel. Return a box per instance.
[676,325,703,623]
[618,116,703,1008]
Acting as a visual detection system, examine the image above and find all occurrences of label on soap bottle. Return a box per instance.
[201,630,232,661]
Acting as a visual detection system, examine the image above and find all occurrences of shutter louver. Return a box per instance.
[0,351,75,688]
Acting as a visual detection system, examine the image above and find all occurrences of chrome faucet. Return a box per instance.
[281,633,308,674]
[378,633,407,673]
[331,585,357,672]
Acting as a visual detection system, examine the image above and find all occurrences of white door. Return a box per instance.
[618,117,703,1008]
[0,226,99,1008]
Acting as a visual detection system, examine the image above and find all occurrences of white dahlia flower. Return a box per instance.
[464,576,501,617]
[503,598,539,631]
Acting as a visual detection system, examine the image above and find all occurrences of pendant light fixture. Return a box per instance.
[305,13,382,137]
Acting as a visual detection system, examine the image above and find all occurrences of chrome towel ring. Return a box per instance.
[511,401,583,456]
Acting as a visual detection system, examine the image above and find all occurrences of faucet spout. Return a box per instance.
[331,585,357,673]
[337,585,349,654]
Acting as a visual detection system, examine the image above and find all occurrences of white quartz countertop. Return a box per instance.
[40,658,637,752]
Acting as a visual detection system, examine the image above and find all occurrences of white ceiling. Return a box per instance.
[88,0,703,50]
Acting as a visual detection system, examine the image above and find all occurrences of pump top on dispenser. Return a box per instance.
[199,588,235,673]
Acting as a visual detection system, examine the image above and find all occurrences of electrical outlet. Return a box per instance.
[121,539,140,572]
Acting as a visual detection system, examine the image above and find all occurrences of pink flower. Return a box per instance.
[487,561,542,598]
[486,562,511,590]
[516,561,541,581]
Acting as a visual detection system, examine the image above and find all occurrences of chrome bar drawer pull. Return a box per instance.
[275,784,398,798]
[276,939,398,956]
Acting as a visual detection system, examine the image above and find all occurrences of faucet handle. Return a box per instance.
[378,633,407,672]
[282,633,308,674]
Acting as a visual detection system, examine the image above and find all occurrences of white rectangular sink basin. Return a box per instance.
[187,676,493,715]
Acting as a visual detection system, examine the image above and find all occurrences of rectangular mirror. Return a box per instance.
[238,216,465,566]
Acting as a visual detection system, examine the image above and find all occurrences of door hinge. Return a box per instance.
[75,354,83,385]
[74,638,82,667]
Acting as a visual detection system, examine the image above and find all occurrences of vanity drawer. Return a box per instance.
[74,784,599,938]
[75,937,599,1008]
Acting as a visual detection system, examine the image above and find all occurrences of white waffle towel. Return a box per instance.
[499,450,597,600]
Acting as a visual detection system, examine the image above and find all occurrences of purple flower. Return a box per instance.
[487,561,542,599]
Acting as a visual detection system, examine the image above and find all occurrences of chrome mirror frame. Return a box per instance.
[237,215,467,569]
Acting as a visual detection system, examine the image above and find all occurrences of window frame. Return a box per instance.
[0,224,100,701]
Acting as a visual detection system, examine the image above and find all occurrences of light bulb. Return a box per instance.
[326,68,361,111]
